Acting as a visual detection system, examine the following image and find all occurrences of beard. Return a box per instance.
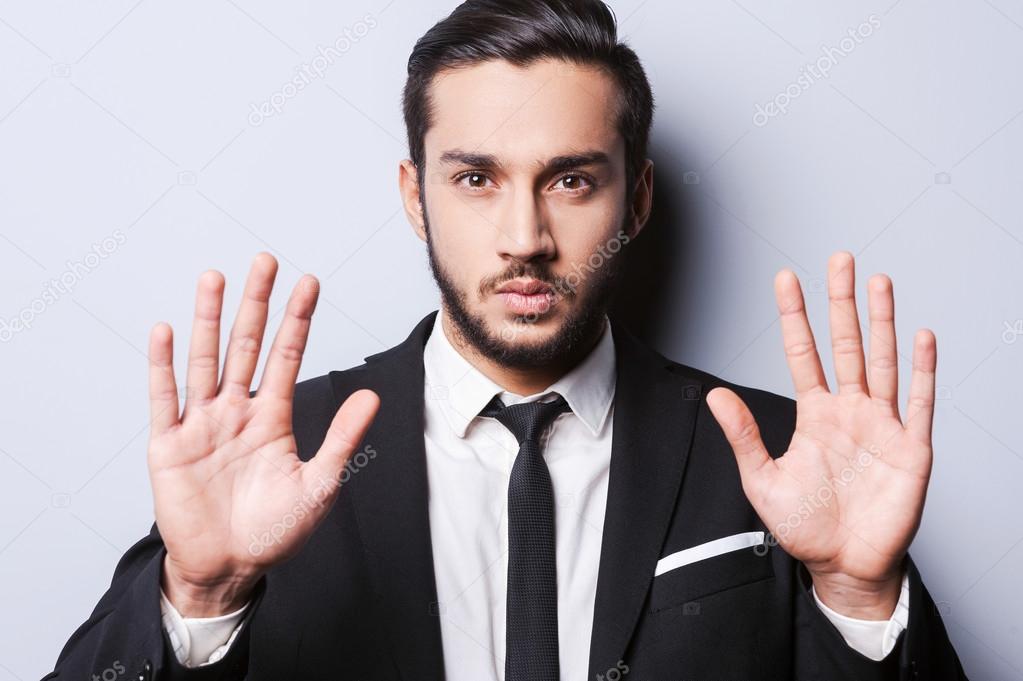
[422,207,627,370]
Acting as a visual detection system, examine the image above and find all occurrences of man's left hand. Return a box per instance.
[706,251,935,619]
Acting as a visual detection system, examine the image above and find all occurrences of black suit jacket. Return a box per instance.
[45,310,968,680]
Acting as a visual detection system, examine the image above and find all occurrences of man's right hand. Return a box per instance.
[147,253,379,617]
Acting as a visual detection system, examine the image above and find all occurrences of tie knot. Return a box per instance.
[480,393,570,445]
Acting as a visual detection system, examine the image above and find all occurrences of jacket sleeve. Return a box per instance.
[42,523,264,681]
[793,552,969,680]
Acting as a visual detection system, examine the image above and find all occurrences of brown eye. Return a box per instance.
[554,174,593,192]
[455,171,491,190]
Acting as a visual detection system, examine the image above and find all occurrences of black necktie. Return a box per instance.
[480,393,571,681]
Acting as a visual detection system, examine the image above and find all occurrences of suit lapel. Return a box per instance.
[586,318,705,679]
[339,310,704,680]
[342,310,445,681]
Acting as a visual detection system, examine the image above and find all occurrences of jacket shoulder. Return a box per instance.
[661,356,797,457]
[612,320,795,419]
[293,360,373,405]
[290,369,368,459]
[670,359,795,412]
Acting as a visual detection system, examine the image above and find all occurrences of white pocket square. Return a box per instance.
[654,531,765,577]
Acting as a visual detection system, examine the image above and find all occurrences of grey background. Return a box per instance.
[1,0,1020,678]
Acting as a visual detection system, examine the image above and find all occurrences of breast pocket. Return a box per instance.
[649,531,774,613]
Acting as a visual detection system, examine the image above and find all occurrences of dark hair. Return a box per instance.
[402,0,654,201]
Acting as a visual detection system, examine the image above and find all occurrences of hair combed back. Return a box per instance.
[403,0,654,194]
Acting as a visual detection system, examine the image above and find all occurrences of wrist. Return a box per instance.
[808,564,904,621]
[161,555,260,618]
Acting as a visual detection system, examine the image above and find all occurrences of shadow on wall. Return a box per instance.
[610,141,702,349]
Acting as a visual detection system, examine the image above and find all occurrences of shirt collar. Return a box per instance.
[423,307,616,438]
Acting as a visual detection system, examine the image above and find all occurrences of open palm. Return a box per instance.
[147,254,379,612]
[707,252,936,587]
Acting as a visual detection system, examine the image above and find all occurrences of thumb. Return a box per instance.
[705,387,776,494]
[302,388,381,497]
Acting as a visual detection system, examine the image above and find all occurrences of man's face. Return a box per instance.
[404,57,645,368]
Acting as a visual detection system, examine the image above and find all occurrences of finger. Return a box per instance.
[827,251,868,395]
[866,273,900,418]
[220,253,279,398]
[905,329,937,445]
[706,387,777,501]
[302,389,381,496]
[148,322,180,434]
[183,271,225,415]
[775,269,829,397]
[257,275,319,400]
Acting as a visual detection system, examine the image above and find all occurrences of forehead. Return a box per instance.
[423,58,623,166]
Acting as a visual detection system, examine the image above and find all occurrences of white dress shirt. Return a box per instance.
[160,308,909,671]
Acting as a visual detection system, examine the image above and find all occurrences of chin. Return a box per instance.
[491,319,562,346]
[485,306,565,340]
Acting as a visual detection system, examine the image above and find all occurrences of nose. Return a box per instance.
[495,186,556,263]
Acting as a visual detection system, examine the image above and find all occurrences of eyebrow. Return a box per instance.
[437,149,611,174]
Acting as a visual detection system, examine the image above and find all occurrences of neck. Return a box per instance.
[439,308,604,396]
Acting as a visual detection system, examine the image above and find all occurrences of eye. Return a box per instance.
[453,171,493,191]
[552,173,595,193]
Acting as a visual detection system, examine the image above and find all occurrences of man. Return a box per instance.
[45,1,968,679]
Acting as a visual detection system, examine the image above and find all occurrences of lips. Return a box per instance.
[495,279,552,295]
[495,279,556,315]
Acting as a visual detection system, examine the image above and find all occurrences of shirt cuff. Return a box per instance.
[812,570,910,661]
[159,589,250,667]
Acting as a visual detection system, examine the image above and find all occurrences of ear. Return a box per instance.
[625,158,654,241]
[399,159,428,242]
